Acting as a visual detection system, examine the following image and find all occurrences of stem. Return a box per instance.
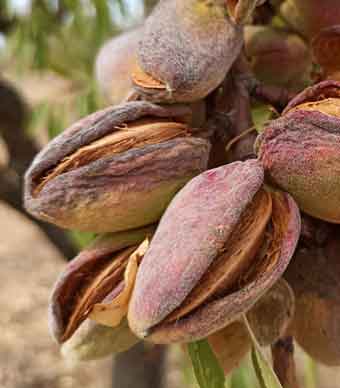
[271,336,300,388]
[206,52,257,167]
[226,53,258,161]
[225,126,257,155]
[231,52,296,112]
[304,353,318,388]
[250,82,296,113]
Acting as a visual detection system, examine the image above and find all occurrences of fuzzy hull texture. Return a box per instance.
[258,81,340,223]
[128,160,300,343]
[25,101,210,232]
[135,0,243,102]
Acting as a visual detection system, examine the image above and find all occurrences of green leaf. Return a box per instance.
[231,363,253,388]
[188,340,226,388]
[225,375,232,388]
[304,353,318,388]
[243,315,283,388]
[46,108,67,139]
[231,357,261,388]
[251,104,273,133]
[69,231,96,249]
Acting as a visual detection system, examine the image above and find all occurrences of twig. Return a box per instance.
[250,82,296,113]
[225,125,257,154]
[231,51,296,112]
[206,51,258,167]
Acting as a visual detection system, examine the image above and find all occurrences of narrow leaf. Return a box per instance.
[188,340,226,388]
[251,104,273,133]
[304,353,318,388]
[231,363,253,388]
[243,315,283,388]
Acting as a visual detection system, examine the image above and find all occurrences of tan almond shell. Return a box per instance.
[48,226,155,343]
[128,160,265,336]
[25,101,210,233]
[143,192,300,344]
[128,161,300,343]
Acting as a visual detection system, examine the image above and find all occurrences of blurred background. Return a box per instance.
[0,1,339,387]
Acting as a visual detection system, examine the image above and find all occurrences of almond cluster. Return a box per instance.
[24,0,340,372]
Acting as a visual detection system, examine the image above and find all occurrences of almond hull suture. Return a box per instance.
[133,0,243,103]
[128,161,300,343]
[257,81,340,224]
[48,226,155,344]
[24,101,211,233]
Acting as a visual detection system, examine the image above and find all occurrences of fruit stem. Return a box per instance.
[252,83,296,113]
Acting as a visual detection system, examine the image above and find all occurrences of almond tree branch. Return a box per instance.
[0,78,77,259]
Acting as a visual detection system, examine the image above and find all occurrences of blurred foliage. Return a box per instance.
[3,0,125,75]
[0,0,147,120]
[251,103,276,133]
[0,0,147,248]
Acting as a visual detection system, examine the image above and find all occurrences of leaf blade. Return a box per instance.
[188,340,226,388]
[243,315,283,388]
